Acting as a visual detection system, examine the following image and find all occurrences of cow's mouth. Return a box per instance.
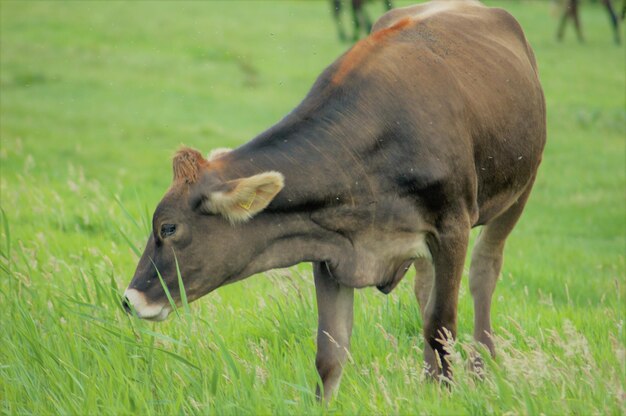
[142,305,172,321]
[123,288,172,321]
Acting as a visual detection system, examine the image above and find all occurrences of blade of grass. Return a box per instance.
[114,195,142,230]
[151,258,179,318]
[115,223,142,258]
[209,365,220,395]
[214,334,240,379]
[280,381,317,399]
[78,268,93,303]
[108,271,124,313]
[135,327,185,347]
[140,193,152,235]
[77,318,140,345]
[172,249,191,321]
[0,207,11,267]
[153,347,200,371]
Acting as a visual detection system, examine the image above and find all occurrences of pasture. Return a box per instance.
[0,0,624,414]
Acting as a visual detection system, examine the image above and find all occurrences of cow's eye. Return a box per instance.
[160,224,177,238]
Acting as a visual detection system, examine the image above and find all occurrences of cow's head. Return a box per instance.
[123,147,284,320]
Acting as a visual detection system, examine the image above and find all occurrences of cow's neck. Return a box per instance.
[214,95,426,289]
[218,99,378,210]
[225,206,429,291]
[226,211,353,284]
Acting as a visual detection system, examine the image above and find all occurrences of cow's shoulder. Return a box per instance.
[372,0,485,33]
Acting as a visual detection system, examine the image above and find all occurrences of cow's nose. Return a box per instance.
[122,296,132,314]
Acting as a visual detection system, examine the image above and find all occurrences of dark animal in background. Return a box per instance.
[124,0,545,402]
[557,0,622,44]
[332,0,393,41]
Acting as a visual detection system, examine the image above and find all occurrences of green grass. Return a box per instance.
[1,0,624,414]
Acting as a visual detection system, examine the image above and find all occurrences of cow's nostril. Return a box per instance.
[122,296,132,314]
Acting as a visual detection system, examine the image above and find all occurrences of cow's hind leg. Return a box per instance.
[413,257,438,376]
[314,261,354,402]
[557,0,584,42]
[331,0,348,42]
[351,0,372,39]
[602,0,621,44]
[469,181,535,360]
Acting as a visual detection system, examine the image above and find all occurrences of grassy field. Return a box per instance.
[1,0,624,414]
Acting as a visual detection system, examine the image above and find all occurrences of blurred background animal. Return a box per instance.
[556,0,622,44]
[331,0,393,41]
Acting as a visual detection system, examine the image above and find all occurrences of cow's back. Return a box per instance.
[331,0,546,225]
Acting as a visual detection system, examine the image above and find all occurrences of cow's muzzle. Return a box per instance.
[122,288,171,321]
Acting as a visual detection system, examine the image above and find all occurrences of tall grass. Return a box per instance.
[1,0,624,414]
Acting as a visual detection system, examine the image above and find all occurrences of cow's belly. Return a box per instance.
[472,132,543,225]
[473,185,527,226]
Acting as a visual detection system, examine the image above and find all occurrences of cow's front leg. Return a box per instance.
[314,261,354,402]
[423,215,470,380]
[413,257,438,377]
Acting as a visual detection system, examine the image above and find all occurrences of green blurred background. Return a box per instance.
[1,1,624,414]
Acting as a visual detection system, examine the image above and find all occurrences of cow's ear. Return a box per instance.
[207,171,284,223]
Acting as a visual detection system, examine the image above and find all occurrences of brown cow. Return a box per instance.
[556,0,622,44]
[123,0,545,401]
[332,0,394,41]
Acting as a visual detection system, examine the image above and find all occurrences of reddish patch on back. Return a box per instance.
[332,17,413,85]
